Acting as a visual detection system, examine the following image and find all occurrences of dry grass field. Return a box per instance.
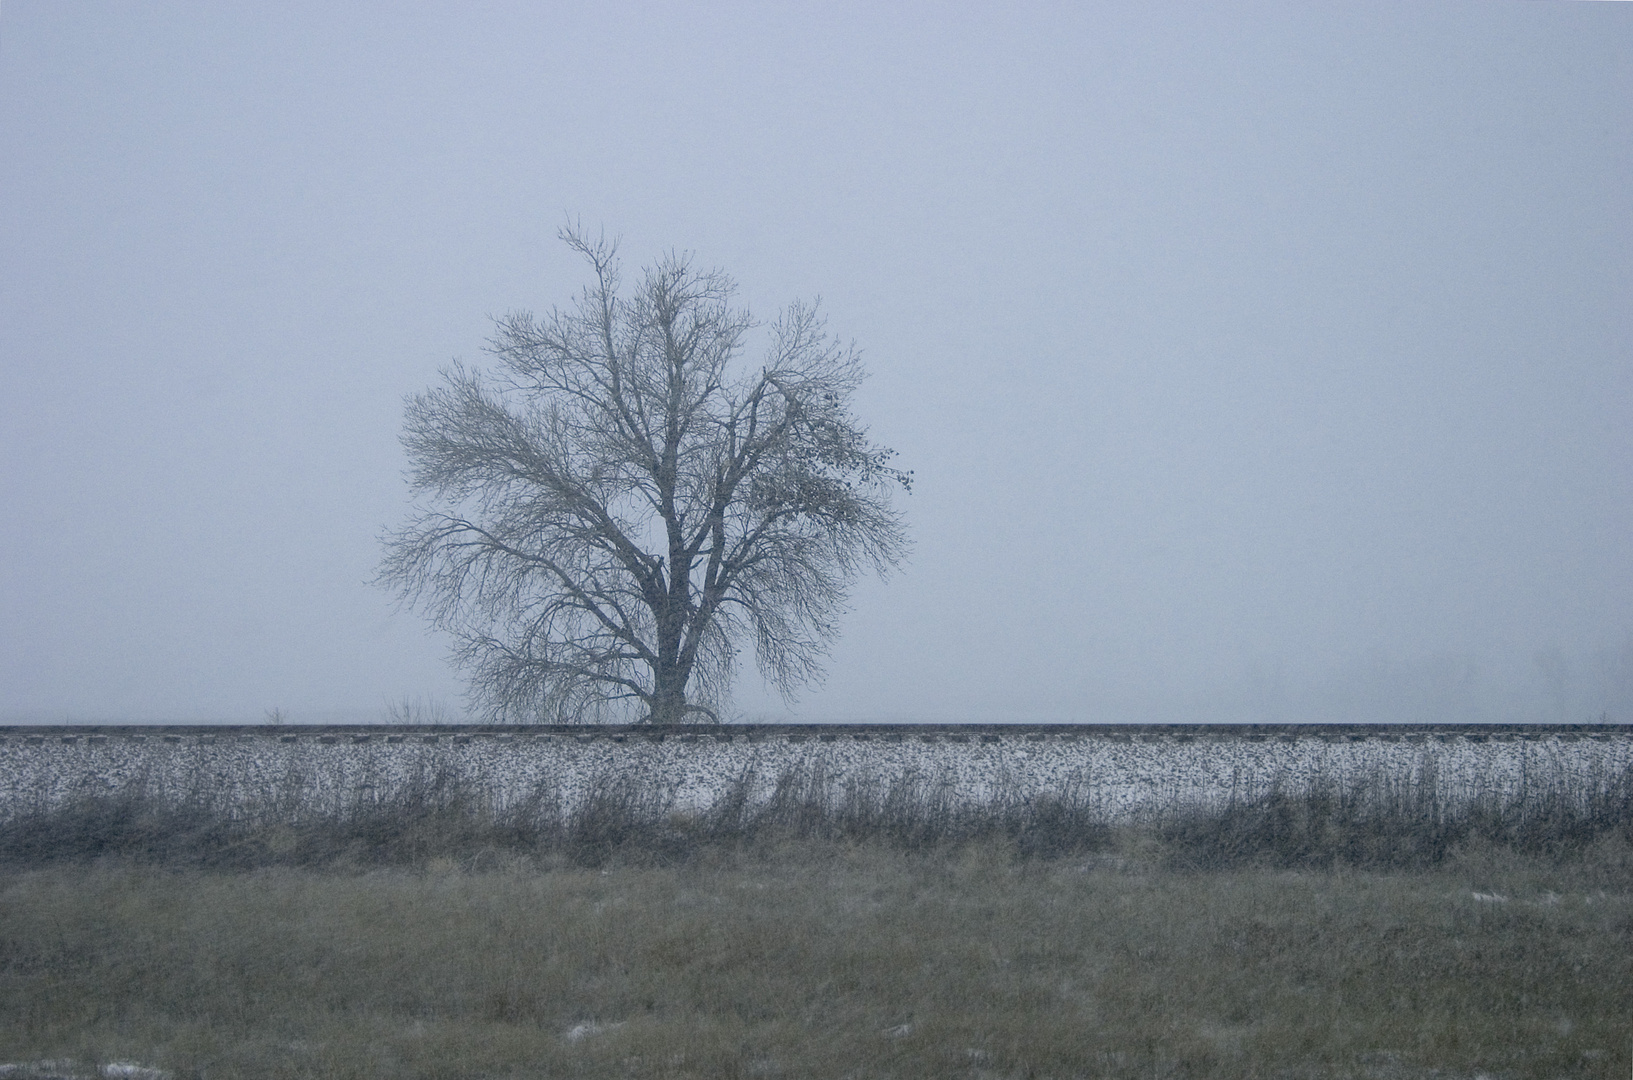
[1,772,1629,1079]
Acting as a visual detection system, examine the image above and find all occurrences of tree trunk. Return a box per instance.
[649,662,689,724]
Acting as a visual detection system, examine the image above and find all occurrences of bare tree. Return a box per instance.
[379,227,911,724]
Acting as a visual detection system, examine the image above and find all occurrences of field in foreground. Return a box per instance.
[2,839,1631,1080]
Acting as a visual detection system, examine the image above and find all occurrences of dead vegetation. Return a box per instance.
[1,766,1630,1078]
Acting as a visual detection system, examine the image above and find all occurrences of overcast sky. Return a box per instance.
[2,2,1629,725]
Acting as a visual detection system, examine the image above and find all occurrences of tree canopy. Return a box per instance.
[379,228,911,723]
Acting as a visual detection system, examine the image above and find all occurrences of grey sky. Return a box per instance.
[2,2,1629,725]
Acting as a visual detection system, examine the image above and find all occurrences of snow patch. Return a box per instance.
[0,1064,168,1080]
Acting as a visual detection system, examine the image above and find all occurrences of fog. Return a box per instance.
[2,3,1628,725]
